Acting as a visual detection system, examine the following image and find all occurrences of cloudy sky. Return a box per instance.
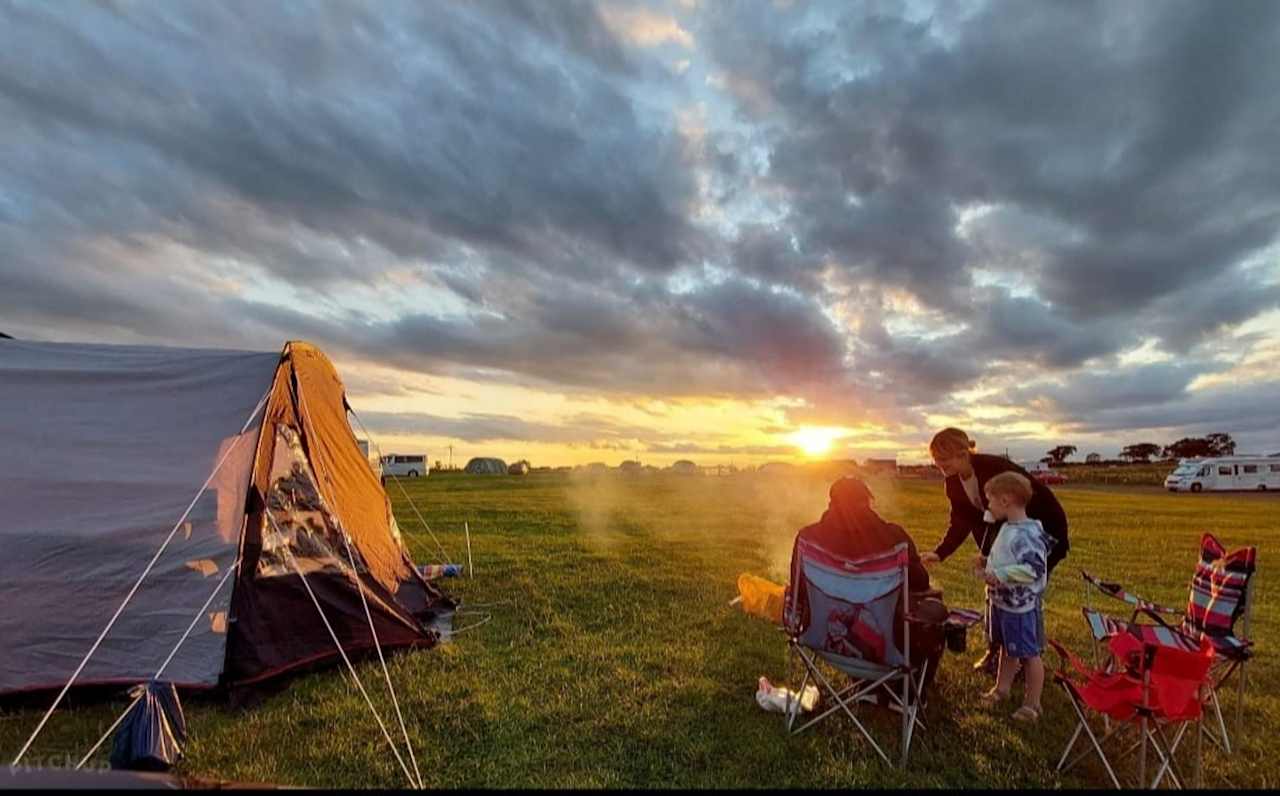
[3,0,1278,466]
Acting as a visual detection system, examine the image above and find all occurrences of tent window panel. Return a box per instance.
[258,426,370,579]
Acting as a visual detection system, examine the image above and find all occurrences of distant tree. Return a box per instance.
[1163,437,1214,459]
[1163,434,1236,459]
[434,460,443,471]
[1120,443,1162,463]
[1205,432,1236,456]
[1085,452,1102,463]
[1045,445,1078,464]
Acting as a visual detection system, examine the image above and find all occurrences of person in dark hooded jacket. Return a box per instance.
[787,476,947,702]
[794,476,932,592]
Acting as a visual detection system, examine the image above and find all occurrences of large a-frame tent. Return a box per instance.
[0,339,454,697]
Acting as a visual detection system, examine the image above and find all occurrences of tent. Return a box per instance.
[669,460,700,475]
[0,339,454,698]
[464,457,508,475]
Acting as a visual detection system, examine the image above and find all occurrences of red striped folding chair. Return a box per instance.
[1080,533,1258,752]
[1051,630,1215,788]
[781,540,930,768]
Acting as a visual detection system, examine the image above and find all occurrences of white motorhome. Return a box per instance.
[1165,457,1280,492]
[381,453,429,478]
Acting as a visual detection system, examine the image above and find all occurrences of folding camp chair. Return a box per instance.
[1080,532,1258,751]
[1051,630,1215,789]
[781,540,932,768]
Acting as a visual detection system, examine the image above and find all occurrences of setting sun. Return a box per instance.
[788,426,847,457]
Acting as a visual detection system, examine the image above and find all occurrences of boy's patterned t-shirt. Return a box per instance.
[985,518,1051,613]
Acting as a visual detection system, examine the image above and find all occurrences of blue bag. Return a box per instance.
[109,681,188,771]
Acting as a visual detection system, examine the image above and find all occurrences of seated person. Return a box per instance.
[795,476,933,591]
[789,477,948,699]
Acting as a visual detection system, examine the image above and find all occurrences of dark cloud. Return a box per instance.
[1058,378,1280,438]
[1008,362,1219,417]
[226,275,850,400]
[695,0,1280,354]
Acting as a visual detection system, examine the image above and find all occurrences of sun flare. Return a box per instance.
[788,426,846,457]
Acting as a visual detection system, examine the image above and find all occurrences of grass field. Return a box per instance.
[1056,461,1173,486]
[3,472,1274,788]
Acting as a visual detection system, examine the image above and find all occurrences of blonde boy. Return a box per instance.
[975,472,1052,722]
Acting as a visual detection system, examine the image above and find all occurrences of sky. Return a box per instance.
[2,0,1279,467]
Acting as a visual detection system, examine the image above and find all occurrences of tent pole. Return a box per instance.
[11,390,269,768]
[465,522,474,578]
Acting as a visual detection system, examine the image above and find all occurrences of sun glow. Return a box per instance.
[788,426,847,457]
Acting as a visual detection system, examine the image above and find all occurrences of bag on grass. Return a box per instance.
[755,676,818,714]
[736,574,785,625]
[109,680,187,772]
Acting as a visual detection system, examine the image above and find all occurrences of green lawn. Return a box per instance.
[3,472,1274,788]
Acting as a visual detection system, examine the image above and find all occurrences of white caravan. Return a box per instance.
[1164,457,1280,492]
[381,453,429,478]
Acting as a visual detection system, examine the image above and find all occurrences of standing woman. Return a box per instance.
[919,428,1069,674]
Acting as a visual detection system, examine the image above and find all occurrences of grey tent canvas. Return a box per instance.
[0,339,452,695]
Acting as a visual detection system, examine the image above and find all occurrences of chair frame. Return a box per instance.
[782,542,931,768]
[1051,637,1211,789]
[1081,554,1257,754]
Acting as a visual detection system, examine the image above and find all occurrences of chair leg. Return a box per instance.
[1060,688,1124,788]
[1195,717,1204,789]
[1210,680,1231,754]
[1063,716,1134,774]
[1058,722,1084,772]
[785,644,793,731]
[790,654,895,764]
[808,664,893,766]
[1138,715,1147,788]
[899,663,930,768]
[900,666,911,768]
[1235,659,1247,740]
[1149,723,1184,789]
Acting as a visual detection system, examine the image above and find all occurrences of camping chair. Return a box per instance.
[1051,630,1215,788]
[1080,532,1258,751]
[781,540,932,768]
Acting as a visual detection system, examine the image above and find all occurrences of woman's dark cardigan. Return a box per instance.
[933,453,1070,572]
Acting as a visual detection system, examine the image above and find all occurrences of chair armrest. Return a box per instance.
[1081,569,1183,615]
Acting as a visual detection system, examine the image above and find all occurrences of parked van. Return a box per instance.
[1165,457,1280,492]
[381,454,429,478]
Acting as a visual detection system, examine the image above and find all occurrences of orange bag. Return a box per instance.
[737,573,785,625]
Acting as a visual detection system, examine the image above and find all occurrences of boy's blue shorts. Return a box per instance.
[991,605,1044,659]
